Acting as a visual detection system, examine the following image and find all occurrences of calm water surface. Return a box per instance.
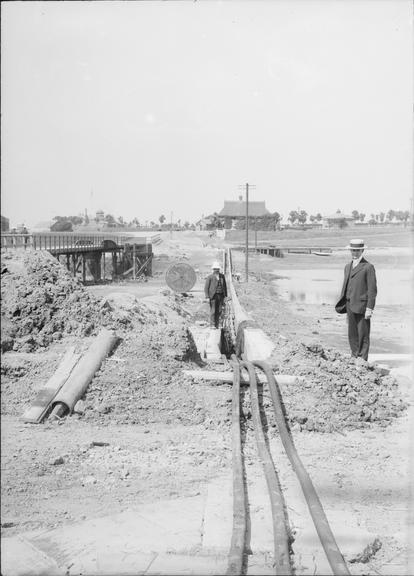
[272,268,413,306]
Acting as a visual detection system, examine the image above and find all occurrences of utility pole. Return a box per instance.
[245,183,249,282]
[254,217,257,250]
[170,211,173,238]
[238,182,255,282]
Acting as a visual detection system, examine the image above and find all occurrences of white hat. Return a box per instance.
[211,261,221,269]
[345,239,366,250]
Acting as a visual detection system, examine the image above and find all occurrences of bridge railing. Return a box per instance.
[1,233,136,251]
[1,234,32,248]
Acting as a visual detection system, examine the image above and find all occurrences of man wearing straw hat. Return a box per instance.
[205,261,228,329]
[335,239,377,361]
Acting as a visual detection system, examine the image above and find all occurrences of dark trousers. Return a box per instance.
[209,294,225,328]
[347,305,371,361]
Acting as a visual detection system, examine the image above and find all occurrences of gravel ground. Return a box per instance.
[234,277,407,433]
[1,233,412,575]
[1,240,232,536]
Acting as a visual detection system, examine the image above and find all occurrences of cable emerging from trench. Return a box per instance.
[226,359,247,576]
[253,360,350,576]
[241,359,293,575]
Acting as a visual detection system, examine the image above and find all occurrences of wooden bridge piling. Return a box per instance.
[1,232,154,284]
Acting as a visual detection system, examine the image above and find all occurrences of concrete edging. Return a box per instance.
[226,249,275,361]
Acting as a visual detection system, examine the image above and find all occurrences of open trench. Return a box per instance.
[185,248,353,575]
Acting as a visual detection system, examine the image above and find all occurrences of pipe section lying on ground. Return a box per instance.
[22,347,80,423]
[183,370,301,386]
[241,360,292,575]
[226,358,246,576]
[50,328,119,419]
[253,360,350,576]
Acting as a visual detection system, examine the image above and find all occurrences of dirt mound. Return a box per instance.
[0,250,161,353]
[267,341,406,432]
[80,322,230,428]
[236,280,407,433]
[1,351,61,416]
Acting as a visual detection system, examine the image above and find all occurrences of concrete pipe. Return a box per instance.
[50,328,118,419]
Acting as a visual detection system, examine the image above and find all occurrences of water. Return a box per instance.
[272,268,413,307]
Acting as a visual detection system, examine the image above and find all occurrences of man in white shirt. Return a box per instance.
[204,262,228,329]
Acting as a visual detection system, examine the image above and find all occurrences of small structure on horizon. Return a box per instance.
[218,196,271,229]
[195,215,216,231]
[322,210,355,228]
[95,210,105,223]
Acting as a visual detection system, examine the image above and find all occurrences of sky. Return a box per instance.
[1,0,412,228]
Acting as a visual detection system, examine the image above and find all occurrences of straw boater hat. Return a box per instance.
[346,239,366,250]
[211,261,221,270]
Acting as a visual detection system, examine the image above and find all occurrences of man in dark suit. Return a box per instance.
[204,261,228,329]
[336,239,377,361]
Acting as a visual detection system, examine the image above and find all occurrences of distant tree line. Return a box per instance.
[50,206,411,232]
[50,216,82,232]
[287,210,322,225]
[50,213,195,232]
[351,209,410,224]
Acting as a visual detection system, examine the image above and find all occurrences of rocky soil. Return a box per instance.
[0,247,230,429]
[1,234,412,576]
[235,278,407,433]
[0,249,158,353]
[1,242,233,537]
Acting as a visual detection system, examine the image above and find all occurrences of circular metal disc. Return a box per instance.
[165,262,197,293]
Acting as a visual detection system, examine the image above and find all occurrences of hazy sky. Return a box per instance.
[1,0,412,227]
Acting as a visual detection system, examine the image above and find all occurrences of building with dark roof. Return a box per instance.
[218,196,271,229]
[219,198,270,218]
[322,210,355,228]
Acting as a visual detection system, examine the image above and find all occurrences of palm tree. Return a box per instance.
[386,210,395,221]
[288,210,298,224]
[298,210,308,225]
[105,214,116,227]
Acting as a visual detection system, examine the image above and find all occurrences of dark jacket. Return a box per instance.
[204,272,227,299]
[338,258,377,314]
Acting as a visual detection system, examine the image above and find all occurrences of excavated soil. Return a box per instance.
[0,249,155,353]
[1,243,233,537]
[235,279,407,433]
[1,235,412,576]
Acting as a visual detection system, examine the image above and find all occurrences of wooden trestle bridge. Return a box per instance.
[1,233,158,284]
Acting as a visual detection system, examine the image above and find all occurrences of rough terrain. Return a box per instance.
[236,277,407,433]
[1,240,232,537]
[1,230,412,575]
